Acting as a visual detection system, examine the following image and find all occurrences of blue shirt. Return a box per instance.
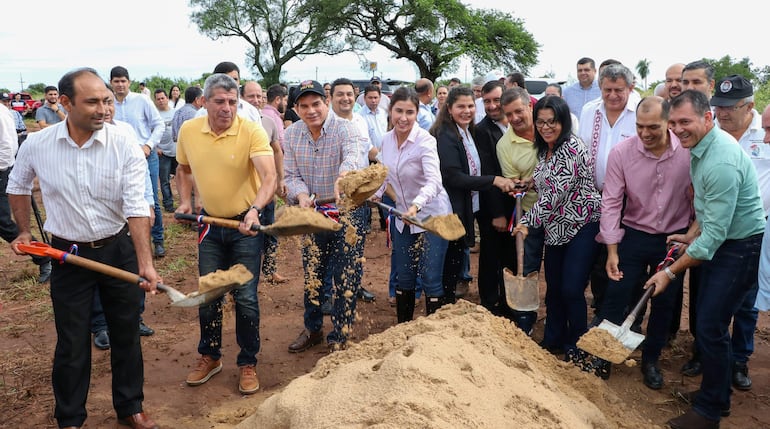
[687,126,765,261]
[113,92,165,149]
[417,102,435,130]
[563,80,600,117]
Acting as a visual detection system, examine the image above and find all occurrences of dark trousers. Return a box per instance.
[158,153,178,211]
[0,167,49,265]
[50,231,144,427]
[442,239,466,303]
[542,222,600,352]
[260,200,279,276]
[597,226,685,364]
[693,234,762,421]
[476,215,516,313]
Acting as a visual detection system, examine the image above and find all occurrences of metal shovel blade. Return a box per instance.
[156,282,241,307]
[596,320,645,354]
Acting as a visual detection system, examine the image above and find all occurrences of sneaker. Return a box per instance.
[38,261,52,283]
[186,355,223,386]
[238,365,260,394]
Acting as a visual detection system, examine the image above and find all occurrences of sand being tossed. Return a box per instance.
[339,164,388,207]
[198,263,253,294]
[269,206,342,235]
[237,301,660,429]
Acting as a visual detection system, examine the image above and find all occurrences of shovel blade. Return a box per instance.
[170,283,241,307]
[594,319,645,360]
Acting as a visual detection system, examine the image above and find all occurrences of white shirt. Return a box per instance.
[718,109,770,215]
[195,99,261,123]
[358,105,388,152]
[578,98,637,191]
[474,97,485,124]
[113,92,165,149]
[7,121,150,241]
[330,110,373,169]
[0,104,18,170]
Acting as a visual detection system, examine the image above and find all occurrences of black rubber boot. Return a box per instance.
[425,295,444,316]
[396,289,416,323]
[512,310,537,336]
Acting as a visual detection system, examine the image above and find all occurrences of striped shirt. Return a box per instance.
[7,121,150,242]
[283,114,359,202]
[113,92,165,149]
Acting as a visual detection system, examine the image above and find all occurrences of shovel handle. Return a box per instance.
[514,194,524,277]
[622,245,681,328]
[174,213,261,232]
[17,241,144,284]
[368,200,424,227]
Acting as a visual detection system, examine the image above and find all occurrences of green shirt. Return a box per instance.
[496,126,538,211]
[687,126,765,261]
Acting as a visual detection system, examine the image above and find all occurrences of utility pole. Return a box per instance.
[19,73,25,92]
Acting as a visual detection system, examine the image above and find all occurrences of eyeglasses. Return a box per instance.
[535,118,558,129]
[715,102,748,112]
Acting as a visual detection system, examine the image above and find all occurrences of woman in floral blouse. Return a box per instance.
[513,95,601,363]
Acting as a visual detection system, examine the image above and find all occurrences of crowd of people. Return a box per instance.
[2,56,770,429]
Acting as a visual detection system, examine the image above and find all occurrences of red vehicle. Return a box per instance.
[9,92,43,116]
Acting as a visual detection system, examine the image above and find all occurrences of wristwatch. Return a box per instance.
[664,267,676,281]
[249,205,262,216]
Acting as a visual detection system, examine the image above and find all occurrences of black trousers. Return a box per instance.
[50,231,144,427]
[476,216,515,314]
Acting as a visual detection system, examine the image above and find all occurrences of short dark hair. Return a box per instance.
[213,61,240,76]
[109,66,129,80]
[500,87,530,107]
[154,88,167,97]
[330,77,354,95]
[670,89,711,116]
[546,83,563,96]
[599,59,622,69]
[506,72,526,88]
[449,77,462,84]
[184,86,203,104]
[363,85,381,96]
[683,60,715,82]
[266,84,287,103]
[44,85,58,93]
[577,57,595,69]
[59,67,103,101]
[388,87,420,112]
[481,80,504,95]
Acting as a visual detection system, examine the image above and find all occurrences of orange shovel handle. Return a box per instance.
[17,241,143,284]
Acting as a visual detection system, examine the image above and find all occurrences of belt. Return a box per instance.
[51,224,129,249]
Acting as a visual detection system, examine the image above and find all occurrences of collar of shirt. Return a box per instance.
[689,126,719,160]
[200,115,242,137]
[56,120,105,149]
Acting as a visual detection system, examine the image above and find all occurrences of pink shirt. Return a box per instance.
[597,130,693,244]
[261,104,285,148]
[377,125,452,233]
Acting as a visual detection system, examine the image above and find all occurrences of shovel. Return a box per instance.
[175,212,341,236]
[504,192,539,311]
[366,200,465,241]
[578,244,681,363]
[16,241,244,307]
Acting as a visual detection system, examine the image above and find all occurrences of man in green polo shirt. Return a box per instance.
[645,89,765,429]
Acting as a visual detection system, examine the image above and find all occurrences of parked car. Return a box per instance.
[351,79,393,98]
[525,78,567,100]
[9,92,43,116]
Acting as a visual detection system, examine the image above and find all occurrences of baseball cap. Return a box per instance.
[370,76,381,83]
[0,92,9,101]
[295,80,325,100]
[710,75,753,107]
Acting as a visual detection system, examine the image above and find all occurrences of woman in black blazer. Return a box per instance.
[431,86,515,308]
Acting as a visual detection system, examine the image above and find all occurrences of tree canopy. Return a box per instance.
[189,0,357,85]
[296,0,539,81]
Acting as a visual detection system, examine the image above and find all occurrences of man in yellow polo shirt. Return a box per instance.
[175,73,276,395]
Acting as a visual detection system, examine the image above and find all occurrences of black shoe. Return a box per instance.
[594,357,612,380]
[37,261,52,283]
[138,322,155,336]
[732,363,752,391]
[674,389,730,417]
[321,299,332,315]
[357,287,376,302]
[667,409,719,429]
[93,330,110,350]
[642,362,663,390]
[681,358,702,377]
[154,242,166,258]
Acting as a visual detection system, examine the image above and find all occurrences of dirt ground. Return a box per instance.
[2,206,770,428]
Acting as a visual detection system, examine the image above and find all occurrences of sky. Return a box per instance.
[2,0,768,92]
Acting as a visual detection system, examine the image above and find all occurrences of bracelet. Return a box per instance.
[664,267,676,281]
[249,205,262,215]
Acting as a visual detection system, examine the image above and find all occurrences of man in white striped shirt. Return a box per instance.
[7,67,161,429]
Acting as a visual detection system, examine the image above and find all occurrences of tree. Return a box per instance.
[702,55,755,82]
[636,59,650,90]
[189,0,356,85]
[27,83,47,94]
[314,0,538,82]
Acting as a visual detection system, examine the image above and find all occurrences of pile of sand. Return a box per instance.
[237,301,660,429]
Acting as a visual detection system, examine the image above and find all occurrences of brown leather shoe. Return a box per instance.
[239,365,260,394]
[118,412,159,429]
[186,355,222,386]
[288,329,323,353]
[667,409,719,429]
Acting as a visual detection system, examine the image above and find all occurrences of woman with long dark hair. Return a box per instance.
[513,96,601,363]
[432,86,515,309]
[375,87,452,320]
[169,85,185,109]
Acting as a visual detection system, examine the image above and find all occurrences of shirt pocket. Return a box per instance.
[89,166,123,202]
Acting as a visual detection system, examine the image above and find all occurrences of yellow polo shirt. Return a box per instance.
[495,126,539,211]
[177,115,273,218]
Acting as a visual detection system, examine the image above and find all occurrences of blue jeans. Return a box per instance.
[392,224,447,296]
[524,225,545,276]
[197,219,263,366]
[461,247,473,281]
[541,222,600,352]
[158,153,177,210]
[303,207,364,344]
[693,233,762,422]
[597,226,684,363]
[146,151,163,243]
[260,201,279,276]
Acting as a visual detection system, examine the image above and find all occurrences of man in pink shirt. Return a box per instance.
[593,96,693,388]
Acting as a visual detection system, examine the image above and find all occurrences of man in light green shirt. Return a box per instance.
[646,90,765,429]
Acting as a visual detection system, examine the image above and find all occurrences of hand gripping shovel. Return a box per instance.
[577,244,681,363]
[504,191,539,311]
[367,201,466,241]
[16,241,247,307]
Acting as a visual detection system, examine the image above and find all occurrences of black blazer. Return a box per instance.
[435,124,496,246]
[473,116,512,221]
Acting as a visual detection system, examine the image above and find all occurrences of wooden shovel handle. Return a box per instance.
[515,195,524,277]
[174,213,260,231]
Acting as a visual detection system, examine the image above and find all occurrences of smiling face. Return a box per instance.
[390,100,418,139]
[62,72,112,136]
[482,86,504,122]
[502,97,532,137]
[668,99,712,149]
[448,94,475,128]
[600,77,631,113]
[635,101,668,154]
[682,68,714,97]
[296,93,329,133]
[665,64,685,99]
[534,108,562,146]
[331,84,355,118]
